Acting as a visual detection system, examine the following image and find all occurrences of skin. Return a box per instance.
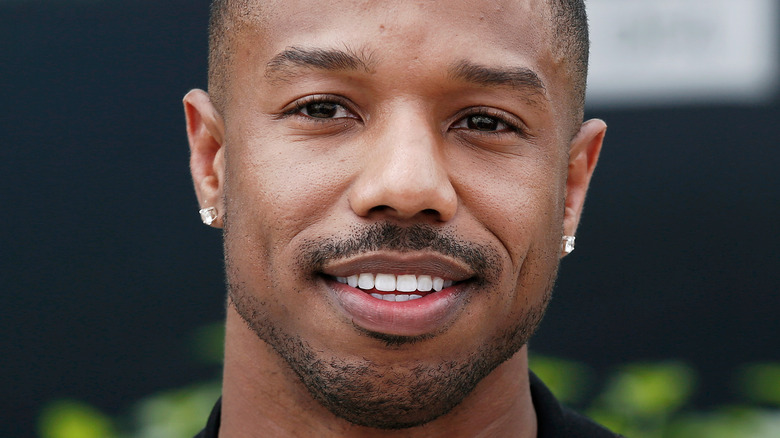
[184,0,606,436]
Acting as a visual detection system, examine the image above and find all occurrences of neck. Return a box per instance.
[219,307,537,438]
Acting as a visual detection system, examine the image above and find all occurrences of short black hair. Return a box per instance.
[549,0,590,121]
[207,0,590,126]
[207,0,258,112]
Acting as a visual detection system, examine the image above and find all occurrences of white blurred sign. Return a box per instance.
[586,0,779,107]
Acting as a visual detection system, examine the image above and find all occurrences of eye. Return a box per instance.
[299,101,350,119]
[463,114,507,132]
[450,110,523,135]
[277,96,361,133]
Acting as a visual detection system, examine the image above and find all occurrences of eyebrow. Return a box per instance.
[448,60,547,101]
[265,46,374,82]
[264,47,548,103]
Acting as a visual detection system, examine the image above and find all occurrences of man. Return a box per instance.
[184,0,612,436]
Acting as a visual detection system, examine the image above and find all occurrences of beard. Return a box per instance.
[226,222,555,430]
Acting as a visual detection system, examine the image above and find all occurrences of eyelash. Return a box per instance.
[278,97,529,138]
[279,95,356,120]
[456,108,528,137]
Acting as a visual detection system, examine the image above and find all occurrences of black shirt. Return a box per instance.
[195,373,620,437]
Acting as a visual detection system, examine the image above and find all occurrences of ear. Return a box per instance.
[184,89,226,228]
[562,119,607,251]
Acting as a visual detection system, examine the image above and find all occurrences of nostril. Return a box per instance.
[364,205,444,221]
[368,205,394,215]
[366,205,442,217]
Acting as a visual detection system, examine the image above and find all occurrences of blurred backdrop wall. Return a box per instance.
[2,0,778,436]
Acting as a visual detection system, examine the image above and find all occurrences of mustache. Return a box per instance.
[298,223,501,283]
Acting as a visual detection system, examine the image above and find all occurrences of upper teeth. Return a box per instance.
[335,274,454,293]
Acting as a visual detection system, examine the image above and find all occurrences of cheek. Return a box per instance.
[450,149,567,265]
[224,132,356,248]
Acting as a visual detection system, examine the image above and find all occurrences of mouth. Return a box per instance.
[320,253,476,337]
[333,273,456,302]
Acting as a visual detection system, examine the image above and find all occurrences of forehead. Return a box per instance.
[231,0,556,76]
[253,0,552,39]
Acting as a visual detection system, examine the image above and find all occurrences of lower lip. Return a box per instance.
[327,279,466,337]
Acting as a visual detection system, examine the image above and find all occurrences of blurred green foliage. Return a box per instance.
[739,363,780,406]
[528,355,780,438]
[529,354,592,404]
[189,322,226,366]
[125,382,222,438]
[38,327,780,438]
[585,361,696,436]
[39,400,115,438]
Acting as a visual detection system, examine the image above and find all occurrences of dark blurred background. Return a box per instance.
[2,1,778,437]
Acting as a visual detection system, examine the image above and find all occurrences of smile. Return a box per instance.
[335,273,455,301]
[320,252,477,336]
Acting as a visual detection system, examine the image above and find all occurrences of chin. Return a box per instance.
[229,276,551,430]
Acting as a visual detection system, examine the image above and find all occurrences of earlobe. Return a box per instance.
[562,118,606,254]
[184,89,226,228]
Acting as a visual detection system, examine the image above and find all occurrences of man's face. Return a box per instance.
[190,0,601,430]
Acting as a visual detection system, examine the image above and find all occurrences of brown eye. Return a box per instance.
[281,96,359,125]
[467,115,501,131]
[301,102,341,119]
[450,109,528,139]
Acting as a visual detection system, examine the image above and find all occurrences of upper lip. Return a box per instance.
[320,251,475,282]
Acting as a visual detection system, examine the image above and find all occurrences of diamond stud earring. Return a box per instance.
[562,235,576,255]
[199,207,218,226]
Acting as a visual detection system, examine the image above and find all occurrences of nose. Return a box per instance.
[348,112,458,222]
